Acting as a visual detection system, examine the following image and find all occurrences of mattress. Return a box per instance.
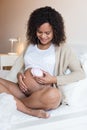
[0,93,87,130]
[11,104,87,130]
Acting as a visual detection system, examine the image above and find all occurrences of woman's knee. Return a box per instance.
[41,87,62,110]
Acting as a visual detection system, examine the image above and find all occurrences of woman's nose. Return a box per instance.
[41,33,46,38]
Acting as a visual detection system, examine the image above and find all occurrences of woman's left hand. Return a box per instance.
[17,72,28,92]
[34,71,57,85]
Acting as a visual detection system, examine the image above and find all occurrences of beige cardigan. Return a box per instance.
[5,44,85,87]
[54,44,85,87]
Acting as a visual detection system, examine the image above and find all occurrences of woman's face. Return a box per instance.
[36,23,53,45]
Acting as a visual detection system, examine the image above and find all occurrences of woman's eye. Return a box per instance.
[37,31,51,35]
[46,32,50,35]
[37,31,42,34]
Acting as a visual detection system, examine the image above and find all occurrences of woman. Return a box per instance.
[0,6,85,118]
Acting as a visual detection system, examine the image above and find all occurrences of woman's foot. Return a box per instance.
[28,108,50,118]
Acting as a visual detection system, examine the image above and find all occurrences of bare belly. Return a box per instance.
[23,68,45,95]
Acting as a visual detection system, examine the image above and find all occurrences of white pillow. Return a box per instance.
[79,53,87,76]
[61,78,87,108]
[69,78,87,108]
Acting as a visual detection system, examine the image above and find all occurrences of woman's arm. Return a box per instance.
[56,46,86,86]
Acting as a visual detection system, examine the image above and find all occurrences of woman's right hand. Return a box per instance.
[17,72,28,93]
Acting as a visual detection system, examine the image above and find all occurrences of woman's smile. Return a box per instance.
[36,23,53,45]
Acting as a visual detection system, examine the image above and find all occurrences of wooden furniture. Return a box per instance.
[0,54,18,70]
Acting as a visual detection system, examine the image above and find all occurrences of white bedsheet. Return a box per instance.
[0,93,87,130]
[0,93,17,130]
[11,105,87,130]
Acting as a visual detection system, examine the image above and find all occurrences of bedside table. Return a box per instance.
[0,54,18,70]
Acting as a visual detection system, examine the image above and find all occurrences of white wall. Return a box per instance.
[0,0,87,53]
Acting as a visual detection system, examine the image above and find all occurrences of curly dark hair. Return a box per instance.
[26,6,66,46]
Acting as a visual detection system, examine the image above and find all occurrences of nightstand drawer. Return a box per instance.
[0,54,18,70]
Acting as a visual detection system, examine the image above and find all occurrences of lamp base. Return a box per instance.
[8,52,17,55]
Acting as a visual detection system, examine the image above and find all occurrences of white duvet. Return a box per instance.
[0,93,17,130]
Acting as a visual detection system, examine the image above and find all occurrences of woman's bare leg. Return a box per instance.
[0,70,61,115]
[18,69,62,110]
[0,78,25,98]
[21,87,62,110]
[0,78,49,118]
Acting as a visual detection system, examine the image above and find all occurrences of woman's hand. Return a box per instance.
[17,72,28,93]
[34,71,57,85]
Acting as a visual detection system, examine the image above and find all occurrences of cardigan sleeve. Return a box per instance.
[56,46,85,86]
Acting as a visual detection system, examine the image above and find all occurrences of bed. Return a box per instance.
[0,44,87,130]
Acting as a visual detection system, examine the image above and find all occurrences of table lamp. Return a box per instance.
[8,38,18,55]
